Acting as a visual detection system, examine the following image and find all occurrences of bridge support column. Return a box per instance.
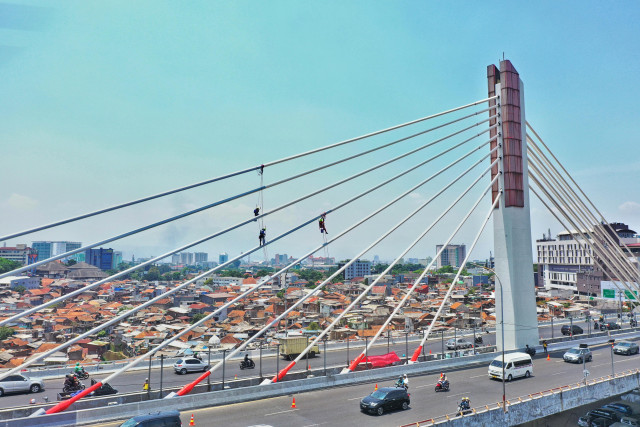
[488,60,538,351]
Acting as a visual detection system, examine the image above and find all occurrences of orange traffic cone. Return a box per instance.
[291,397,296,408]
[547,354,550,361]
[374,383,378,391]
[189,414,195,426]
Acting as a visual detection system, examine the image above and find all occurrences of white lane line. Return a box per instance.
[446,392,467,398]
[469,374,486,379]
[347,396,366,401]
[551,371,566,376]
[416,384,432,389]
[265,409,298,416]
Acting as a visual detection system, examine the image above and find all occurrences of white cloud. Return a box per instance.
[619,201,640,215]
[6,193,38,210]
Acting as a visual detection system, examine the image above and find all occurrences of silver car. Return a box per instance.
[173,357,209,374]
[563,347,592,363]
[0,374,45,397]
[446,338,472,350]
[613,341,640,355]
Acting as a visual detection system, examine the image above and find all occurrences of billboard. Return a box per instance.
[601,281,638,301]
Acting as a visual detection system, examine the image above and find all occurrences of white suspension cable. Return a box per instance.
[0,114,496,281]
[2,142,499,384]
[529,183,639,308]
[179,148,499,390]
[526,135,640,283]
[413,188,501,355]
[1,96,496,242]
[265,157,499,383]
[527,149,640,288]
[528,170,640,301]
[99,150,499,400]
[526,122,640,279]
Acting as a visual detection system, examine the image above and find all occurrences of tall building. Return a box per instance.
[112,251,123,269]
[32,241,82,262]
[338,259,371,280]
[180,252,194,265]
[194,252,208,264]
[0,244,37,265]
[219,253,229,264]
[85,248,114,271]
[435,244,466,269]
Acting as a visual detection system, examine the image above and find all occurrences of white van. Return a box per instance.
[487,352,533,381]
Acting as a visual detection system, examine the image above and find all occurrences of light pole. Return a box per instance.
[472,262,506,412]
[609,339,615,376]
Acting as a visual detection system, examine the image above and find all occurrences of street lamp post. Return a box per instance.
[609,340,615,376]
[259,341,263,382]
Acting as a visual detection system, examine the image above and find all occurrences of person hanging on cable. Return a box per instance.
[254,206,260,220]
[319,213,328,234]
[259,227,266,246]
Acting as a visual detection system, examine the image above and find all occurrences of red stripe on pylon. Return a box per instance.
[45,382,103,414]
[271,361,296,383]
[177,370,211,396]
[347,353,366,371]
[410,346,422,362]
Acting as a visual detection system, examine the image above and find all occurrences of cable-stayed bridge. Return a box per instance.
[1,60,639,425]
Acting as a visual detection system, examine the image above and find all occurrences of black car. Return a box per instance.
[561,325,583,336]
[119,410,181,427]
[360,387,410,415]
[578,408,621,427]
[600,322,621,331]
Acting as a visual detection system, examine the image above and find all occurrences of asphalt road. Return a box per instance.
[90,335,640,427]
[1,317,632,410]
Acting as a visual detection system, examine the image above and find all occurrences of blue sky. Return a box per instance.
[2,1,639,264]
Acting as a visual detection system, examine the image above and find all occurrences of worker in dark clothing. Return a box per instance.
[254,207,260,220]
[319,214,328,234]
[259,228,266,245]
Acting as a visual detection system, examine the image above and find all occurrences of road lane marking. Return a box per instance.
[446,392,467,398]
[551,371,566,376]
[265,409,298,416]
[347,396,365,400]
[469,374,486,379]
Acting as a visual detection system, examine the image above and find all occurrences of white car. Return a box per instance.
[0,374,45,397]
[173,357,210,374]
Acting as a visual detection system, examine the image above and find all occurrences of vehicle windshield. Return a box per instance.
[617,342,631,347]
[119,420,138,427]
[490,360,503,368]
[567,349,580,354]
[370,391,388,400]
[176,359,183,364]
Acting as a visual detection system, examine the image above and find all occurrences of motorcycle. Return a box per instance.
[72,370,89,380]
[525,346,536,357]
[474,336,483,345]
[394,378,408,391]
[457,398,471,416]
[62,382,86,394]
[240,359,255,370]
[434,379,449,392]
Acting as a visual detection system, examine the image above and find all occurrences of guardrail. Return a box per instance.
[400,368,640,426]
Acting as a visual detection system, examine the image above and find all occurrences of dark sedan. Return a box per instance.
[613,341,639,355]
[360,387,410,415]
[600,322,621,331]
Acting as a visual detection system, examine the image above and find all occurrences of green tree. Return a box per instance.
[12,285,26,294]
[0,326,15,341]
[256,268,274,277]
[276,290,285,300]
[191,313,205,324]
[97,330,107,338]
[437,265,455,274]
[0,257,21,274]
[66,259,77,266]
[307,321,319,330]
[203,278,213,286]
[145,267,160,281]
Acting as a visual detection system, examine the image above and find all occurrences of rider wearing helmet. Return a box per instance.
[402,374,409,390]
[74,362,83,374]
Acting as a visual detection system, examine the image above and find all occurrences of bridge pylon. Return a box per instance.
[488,60,538,351]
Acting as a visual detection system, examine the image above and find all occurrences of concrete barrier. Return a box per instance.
[400,370,640,426]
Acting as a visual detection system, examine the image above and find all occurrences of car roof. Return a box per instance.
[377,387,405,392]
[129,410,181,421]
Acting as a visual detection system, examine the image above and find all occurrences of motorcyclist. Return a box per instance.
[74,362,83,375]
[244,353,250,364]
[459,396,470,412]
[439,372,447,383]
[402,374,409,390]
[63,374,74,390]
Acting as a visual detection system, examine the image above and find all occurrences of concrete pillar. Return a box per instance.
[488,60,538,350]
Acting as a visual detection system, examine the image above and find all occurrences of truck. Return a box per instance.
[279,337,320,360]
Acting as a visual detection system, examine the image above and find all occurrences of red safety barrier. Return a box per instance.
[271,361,296,383]
[45,382,103,414]
[177,370,211,396]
